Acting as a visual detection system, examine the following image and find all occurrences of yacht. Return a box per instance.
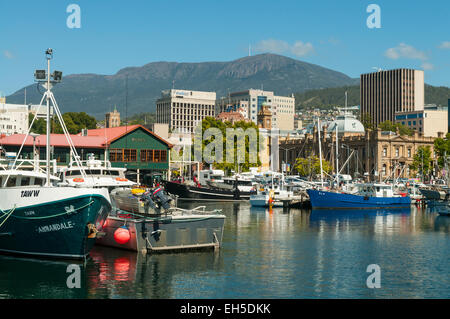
[59,153,136,191]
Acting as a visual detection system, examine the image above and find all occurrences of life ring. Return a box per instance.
[73,178,84,183]
[116,177,128,182]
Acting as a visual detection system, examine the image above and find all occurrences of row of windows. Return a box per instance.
[383,147,413,158]
[140,149,167,162]
[109,148,167,163]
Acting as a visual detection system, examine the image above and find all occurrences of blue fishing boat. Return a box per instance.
[307,183,411,209]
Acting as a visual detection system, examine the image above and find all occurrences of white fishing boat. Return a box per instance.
[0,49,111,260]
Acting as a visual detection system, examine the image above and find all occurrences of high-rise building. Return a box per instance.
[0,103,29,136]
[156,89,216,133]
[360,69,424,127]
[218,89,295,131]
[394,105,448,137]
[105,107,121,128]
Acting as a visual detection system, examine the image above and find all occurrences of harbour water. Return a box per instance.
[0,202,449,299]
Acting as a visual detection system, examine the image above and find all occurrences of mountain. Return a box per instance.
[295,84,450,110]
[6,54,358,119]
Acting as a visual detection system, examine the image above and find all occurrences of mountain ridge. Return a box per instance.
[6,53,362,118]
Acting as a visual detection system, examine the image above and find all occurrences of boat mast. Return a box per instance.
[317,118,324,187]
[45,50,52,186]
[335,125,339,183]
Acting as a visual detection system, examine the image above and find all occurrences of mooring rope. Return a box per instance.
[0,206,16,229]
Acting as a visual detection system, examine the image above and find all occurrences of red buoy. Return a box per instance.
[114,226,131,244]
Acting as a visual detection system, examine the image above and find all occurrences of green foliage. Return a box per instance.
[294,155,332,177]
[126,112,155,126]
[410,146,433,176]
[295,86,359,110]
[29,112,97,134]
[360,112,375,130]
[434,132,450,167]
[295,84,450,110]
[195,117,261,173]
[378,120,413,136]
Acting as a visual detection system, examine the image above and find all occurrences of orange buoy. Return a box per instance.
[114,226,131,244]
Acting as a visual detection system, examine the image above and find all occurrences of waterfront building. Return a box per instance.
[394,105,448,137]
[0,103,29,136]
[216,111,247,124]
[280,126,437,181]
[156,89,216,133]
[360,69,424,127]
[0,125,172,183]
[105,107,121,128]
[218,89,295,131]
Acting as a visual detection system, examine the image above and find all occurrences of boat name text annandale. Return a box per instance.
[21,190,40,198]
[37,221,74,233]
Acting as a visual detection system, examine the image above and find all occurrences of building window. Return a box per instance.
[383,148,387,157]
[140,149,167,163]
[395,148,399,157]
[109,149,137,162]
[407,149,411,158]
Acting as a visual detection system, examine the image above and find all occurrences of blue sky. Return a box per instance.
[0,0,449,96]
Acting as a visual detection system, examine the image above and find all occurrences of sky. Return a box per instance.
[0,0,449,96]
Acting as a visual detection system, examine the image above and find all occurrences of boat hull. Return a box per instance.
[307,189,411,209]
[249,194,285,207]
[163,180,252,200]
[0,189,111,259]
[96,213,225,253]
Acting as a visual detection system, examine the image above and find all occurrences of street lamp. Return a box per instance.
[279,145,297,175]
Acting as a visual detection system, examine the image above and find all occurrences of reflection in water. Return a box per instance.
[0,202,448,299]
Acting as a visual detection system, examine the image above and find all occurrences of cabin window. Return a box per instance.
[86,170,101,175]
[34,178,43,186]
[6,177,17,187]
[21,177,31,186]
[66,170,82,176]
[103,170,119,176]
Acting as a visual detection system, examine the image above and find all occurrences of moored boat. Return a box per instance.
[0,49,112,259]
[96,188,226,253]
[163,179,252,200]
[307,183,411,209]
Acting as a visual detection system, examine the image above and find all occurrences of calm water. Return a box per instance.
[0,202,449,299]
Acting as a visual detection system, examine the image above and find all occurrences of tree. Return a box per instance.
[29,112,97,135]
[360,112,375,130]
[434,132,450,168]
[410,146,433,179]
[294,155,332,178]
[193,117,261,174]
[378,120,413,136]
